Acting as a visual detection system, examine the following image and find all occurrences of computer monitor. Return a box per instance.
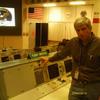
[13,54,21,60]
[47,63,60,80]
[1,56,9,62]
[64,59,72,73]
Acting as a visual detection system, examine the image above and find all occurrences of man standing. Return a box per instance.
[41,17,100,100]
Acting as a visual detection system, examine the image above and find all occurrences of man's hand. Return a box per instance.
[40,56,49,64]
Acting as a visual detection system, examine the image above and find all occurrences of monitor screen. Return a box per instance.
[0,7,15,27]
[14,54,21,60]
[48,63,59,80]
[64,60,72,73]
[1,56,9,62]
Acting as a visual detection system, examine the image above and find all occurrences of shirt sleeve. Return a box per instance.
[49,40,72,62]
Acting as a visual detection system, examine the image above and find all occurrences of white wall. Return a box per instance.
[0,36,22,49]
[25,5,93,49]
[22,4,94,49]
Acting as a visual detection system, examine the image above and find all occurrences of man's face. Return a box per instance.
[75,24,91,42]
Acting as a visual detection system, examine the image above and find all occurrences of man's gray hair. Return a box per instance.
[74,17,92,30]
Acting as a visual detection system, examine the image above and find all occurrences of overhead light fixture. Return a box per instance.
[69,1,86,5]
[43,3,56,7]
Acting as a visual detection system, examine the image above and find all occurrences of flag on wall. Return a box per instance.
[28,7,44,20]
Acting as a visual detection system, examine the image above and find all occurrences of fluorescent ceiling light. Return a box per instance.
[69,1,86,5]
[43,3,56,7]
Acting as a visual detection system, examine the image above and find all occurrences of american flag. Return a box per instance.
[28,7,44,20]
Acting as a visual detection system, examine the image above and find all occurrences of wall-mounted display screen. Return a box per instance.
[0,7,15,27]
[0,0,22,36]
